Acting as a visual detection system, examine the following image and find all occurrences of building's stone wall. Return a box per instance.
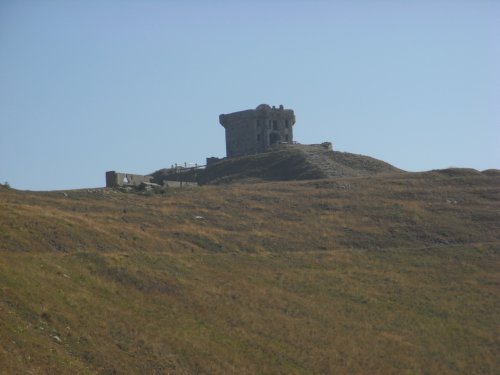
[219,104,296,158]
[105,171,152,187]
[206,157,222,167]
[162,180,198,188]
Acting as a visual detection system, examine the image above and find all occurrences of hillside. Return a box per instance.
[0,170,499,374]
[153,144,402,185]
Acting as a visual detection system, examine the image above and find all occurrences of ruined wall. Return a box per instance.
[105,171,152,187]
[219,104,296,158]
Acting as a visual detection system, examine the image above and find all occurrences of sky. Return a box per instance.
[0,0,499,191]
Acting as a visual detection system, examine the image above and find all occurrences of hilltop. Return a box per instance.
[152,144,402,185]
[0,170,499,374]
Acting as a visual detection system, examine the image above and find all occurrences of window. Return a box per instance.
[273,120,278,130]
[257,120,260,127]
[270,133,279,145]
[257,134,261,141]
[285,120,289,128]
[285,134,289,142]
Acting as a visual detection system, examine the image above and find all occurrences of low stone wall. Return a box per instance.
[105,171,152,187]
[163,180,198,188]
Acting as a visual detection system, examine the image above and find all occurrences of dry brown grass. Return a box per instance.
[0,171,499,374]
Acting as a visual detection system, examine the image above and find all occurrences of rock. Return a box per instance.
[52,335,62,343]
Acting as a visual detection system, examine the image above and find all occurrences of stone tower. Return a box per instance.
[219,104,296,158]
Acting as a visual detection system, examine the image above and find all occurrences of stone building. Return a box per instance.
[105,171,152,187]
[219,104,296,158]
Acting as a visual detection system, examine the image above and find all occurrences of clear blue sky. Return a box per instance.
[1,1,499,190]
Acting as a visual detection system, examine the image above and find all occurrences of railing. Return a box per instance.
[165,163,206,173]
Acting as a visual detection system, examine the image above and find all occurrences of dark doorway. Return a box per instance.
[269,132,280,146]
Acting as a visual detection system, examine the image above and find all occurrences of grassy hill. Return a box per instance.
[0,170,499,374]
[152,144,402,185]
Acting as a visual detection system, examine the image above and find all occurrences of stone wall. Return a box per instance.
[219,104,296,158]
[163,180,198,188]
[105,171,152,187]
[206,157,222,167]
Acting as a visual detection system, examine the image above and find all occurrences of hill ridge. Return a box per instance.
[196,144,402,184]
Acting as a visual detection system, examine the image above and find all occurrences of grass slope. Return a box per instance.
[198,148,326,184]
[0,171,499,374]
[197,145,401,184]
